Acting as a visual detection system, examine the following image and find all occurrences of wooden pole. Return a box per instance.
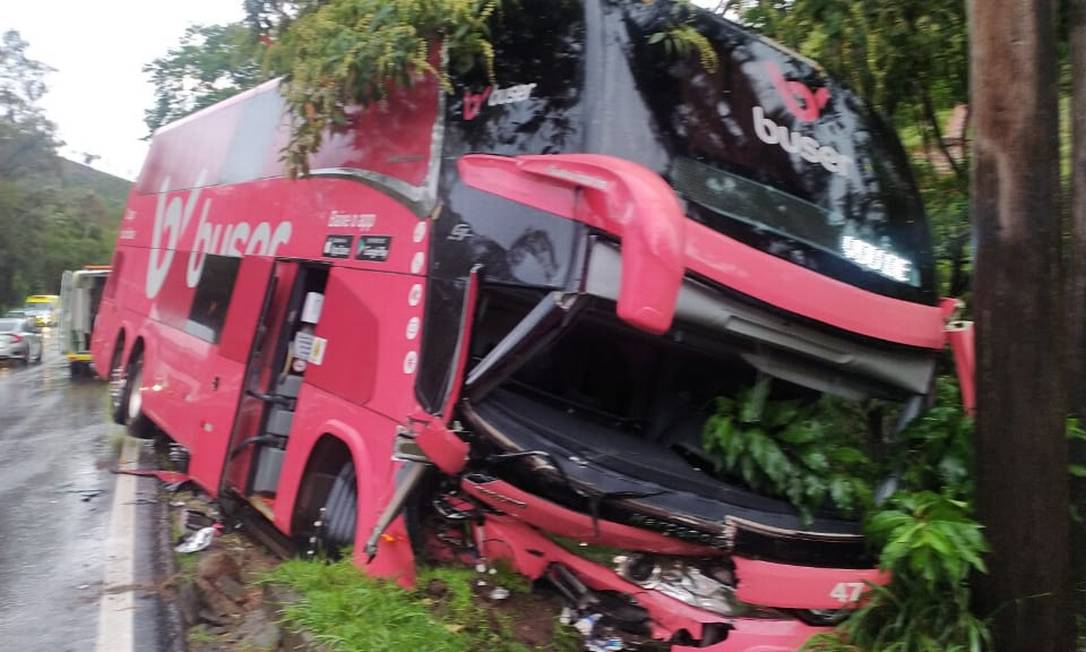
[970,0,1073,648]
[1068,0,1086,621]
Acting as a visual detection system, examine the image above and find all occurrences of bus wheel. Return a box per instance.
[121,353,154,439]
[109,346,126,425]
[318,462,357,557]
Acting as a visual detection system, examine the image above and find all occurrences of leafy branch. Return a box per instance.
[702,377,878,521]
[266,0,499,176]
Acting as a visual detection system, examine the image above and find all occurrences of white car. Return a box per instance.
[0,317,44,364]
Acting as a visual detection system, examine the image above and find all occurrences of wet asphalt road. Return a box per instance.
[0,332,119,650]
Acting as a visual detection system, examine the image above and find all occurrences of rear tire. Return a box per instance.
[109,345,126,425]
[319,462,358,557]
[121,352,155,439]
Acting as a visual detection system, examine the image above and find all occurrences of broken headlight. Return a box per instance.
[614,554,747,617]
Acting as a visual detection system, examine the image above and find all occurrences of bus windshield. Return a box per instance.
[621,5,935,304]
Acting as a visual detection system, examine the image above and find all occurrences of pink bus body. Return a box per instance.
[94,3,970,649]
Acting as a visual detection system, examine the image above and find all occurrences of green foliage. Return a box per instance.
[894,378,975,498]
[266,557,553,652]
[268,557,476,652]
[646,1,720,73]
[804,493,990,652]
[704,377,991,651]
[647,25,719,74]
[702,377,879,520]
[267,0,499,176]
[0,31,125,311]
[803,577,989,652]
[0,30,54,125]
[143,23,266,134]
[867,492,987,585]
[734,0,967,122]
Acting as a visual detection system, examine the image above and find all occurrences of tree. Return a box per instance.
[265,0,499,174]
[970,0,1073,649]
[1068,0,1086,618]
[0,29,53,125]
[0,31,125,310]
[143,23,264,134]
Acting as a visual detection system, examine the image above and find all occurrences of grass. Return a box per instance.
[188,625,219,646]
[264,557,550,652]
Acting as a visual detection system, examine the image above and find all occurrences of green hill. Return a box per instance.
[56,158,131,226]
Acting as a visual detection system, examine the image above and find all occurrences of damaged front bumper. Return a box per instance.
[457,475,886,649]
[468,500,882,650]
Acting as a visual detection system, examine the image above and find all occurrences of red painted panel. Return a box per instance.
[136,68,439,198]
[732,556,888,610]
[461,476,718,556]
[304,267,381,406]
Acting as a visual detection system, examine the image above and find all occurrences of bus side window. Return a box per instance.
[187,255,242,343]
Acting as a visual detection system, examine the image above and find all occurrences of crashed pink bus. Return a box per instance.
[93,1,972,649]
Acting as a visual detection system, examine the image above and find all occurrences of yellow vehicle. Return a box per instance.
[58,269,108,376]
[23,294,60,327]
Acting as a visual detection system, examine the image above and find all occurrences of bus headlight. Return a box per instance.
[614,554,744,617]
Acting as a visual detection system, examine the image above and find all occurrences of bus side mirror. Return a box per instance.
[458,154,686,335]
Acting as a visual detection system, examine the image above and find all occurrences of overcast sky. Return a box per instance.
[2,1,243,180]
[3,1,719,181]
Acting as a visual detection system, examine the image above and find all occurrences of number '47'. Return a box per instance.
[829,582,866,604]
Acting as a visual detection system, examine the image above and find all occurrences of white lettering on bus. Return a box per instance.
[752,106,853,177]
[840,235,912,283]
[146,174,294,299]
[328,211,377,230]
[146,173,206,299]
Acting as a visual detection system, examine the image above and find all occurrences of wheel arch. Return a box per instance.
[286,426,375,539]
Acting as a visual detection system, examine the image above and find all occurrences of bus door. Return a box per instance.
[220,259,331,519]
[182,254,279,493]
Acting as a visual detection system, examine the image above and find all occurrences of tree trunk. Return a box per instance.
[970,0,1073,650]
[1068,0,1086,622]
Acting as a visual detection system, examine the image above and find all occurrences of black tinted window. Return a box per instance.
[620,6,934,302]
[187,255,241,343]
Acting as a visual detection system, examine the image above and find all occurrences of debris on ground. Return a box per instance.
[164,496,283,650]
[112,467,192,492]
[165,487,581,651]
[176,526,217,553]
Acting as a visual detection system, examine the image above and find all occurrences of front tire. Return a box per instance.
[319,462,358,557]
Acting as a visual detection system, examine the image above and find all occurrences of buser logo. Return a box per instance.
[764,61,829,123]
[753,61,853,178]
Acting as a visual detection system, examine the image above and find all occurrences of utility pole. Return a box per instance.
[1068,0,1086,619]
[970,0,1073,649]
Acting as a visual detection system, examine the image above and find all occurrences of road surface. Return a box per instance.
[0,332,172,651]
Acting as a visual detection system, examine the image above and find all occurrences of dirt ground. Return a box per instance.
[162,489,577,652]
